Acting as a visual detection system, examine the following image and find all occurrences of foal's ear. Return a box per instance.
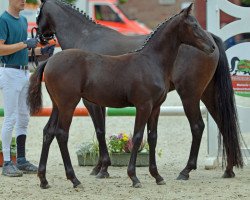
[182,3,193,17]
[41,0,46,3]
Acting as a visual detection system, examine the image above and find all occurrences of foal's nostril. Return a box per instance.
[212,45,215,50]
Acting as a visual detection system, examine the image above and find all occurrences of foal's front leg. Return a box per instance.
[127,105,152,188]
[147,106,165,185]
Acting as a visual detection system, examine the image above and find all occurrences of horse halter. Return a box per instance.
[36,1,56,45]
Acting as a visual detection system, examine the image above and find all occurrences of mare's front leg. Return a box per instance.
[147,106,165,185]
[38,107,57,189]
[177,98,205,180]
[56,107,82,188]
[83,100,111,178]
[128,104,152,188]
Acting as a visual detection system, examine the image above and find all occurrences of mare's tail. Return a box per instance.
[211,33,243,168]
[27,60,47,115]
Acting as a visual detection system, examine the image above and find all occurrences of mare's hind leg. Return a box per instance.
[83,100,111,178]
[177,96,205,180]
[55,104,82,188]
[147,106,165,185]
[38,105,57,189]
[201,82,235,178]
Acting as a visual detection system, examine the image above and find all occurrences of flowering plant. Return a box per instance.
[0,137,16,156]
[76,133,152,162]
[108,133,147,153]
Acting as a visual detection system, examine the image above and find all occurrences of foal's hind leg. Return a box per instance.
[38,106,58,189]
[55,106,82,188]
[177,97,205,180]
[83,100,111,178]
[201,83,235,178]
[147,106,165,185]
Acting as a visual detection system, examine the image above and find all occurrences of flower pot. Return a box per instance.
[0,152,16,167]
[77,152,149,167]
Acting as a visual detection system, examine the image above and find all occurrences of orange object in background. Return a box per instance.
[94,0,151,35]
[32,107,89,117]
[0,152,16,167]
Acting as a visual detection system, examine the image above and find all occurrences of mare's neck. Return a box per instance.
[49,8,96,49]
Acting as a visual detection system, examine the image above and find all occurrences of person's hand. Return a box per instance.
[41,45,55,57]
[23,38,39,49]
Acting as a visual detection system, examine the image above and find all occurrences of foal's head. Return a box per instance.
[178,4,215,54]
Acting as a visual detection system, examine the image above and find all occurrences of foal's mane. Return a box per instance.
[134,13,180,52]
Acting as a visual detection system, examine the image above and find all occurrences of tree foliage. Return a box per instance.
[241,0,250,5]
[26,0,38,4]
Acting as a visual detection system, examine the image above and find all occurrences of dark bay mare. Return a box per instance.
[33,0,244,188]
[28,5,240,189]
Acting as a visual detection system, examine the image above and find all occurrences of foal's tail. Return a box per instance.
[27,60,47,115]
[212,33,244,168]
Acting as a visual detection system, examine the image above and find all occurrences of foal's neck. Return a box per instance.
[142,18,181,72]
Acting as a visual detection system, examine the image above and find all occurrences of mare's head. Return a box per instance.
[36,0,56,44]
[177,4,215,54]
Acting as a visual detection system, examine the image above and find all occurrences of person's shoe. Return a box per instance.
[16,158,38,174]
[2,161,23,177]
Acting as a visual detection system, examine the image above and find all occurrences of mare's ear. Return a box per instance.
[182,3,193,17]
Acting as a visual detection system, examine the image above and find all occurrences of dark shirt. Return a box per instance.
[0,11,28,65]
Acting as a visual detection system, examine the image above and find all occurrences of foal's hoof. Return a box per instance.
[40,183,51,189]
[90,169,99,176]
[157,180,166,185]
[96,171,109,179]
[222,170,235,178]
[176,173,189,180]
[133,182,142,188]
[74,183,84,191]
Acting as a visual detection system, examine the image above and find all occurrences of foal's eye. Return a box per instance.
[193,24,198,29]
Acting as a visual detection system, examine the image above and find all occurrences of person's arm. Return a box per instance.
[0,40,27,56]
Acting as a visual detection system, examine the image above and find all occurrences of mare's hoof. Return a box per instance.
[40,183,51,189]
[176,173,189,180]
[133,182,142,188]
[96,171,109,179]
[222,170,235,178]
[157,180,166,185]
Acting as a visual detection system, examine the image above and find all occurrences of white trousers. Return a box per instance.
[0,68,30,161]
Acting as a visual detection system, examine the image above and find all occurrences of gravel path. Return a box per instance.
[0,84,249,200]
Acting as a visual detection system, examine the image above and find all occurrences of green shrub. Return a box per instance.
[0,137,16,156]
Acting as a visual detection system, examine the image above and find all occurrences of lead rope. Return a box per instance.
[31,27,39,69]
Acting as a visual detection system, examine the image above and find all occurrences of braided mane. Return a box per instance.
[134,13,179,52]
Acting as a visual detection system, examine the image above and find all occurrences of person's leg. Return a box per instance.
[1,69,23,177]
[15,72,37,173]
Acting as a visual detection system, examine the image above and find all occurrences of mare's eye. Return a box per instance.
[193,24,198,29]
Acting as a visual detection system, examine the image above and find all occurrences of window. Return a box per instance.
[95,5,122,22]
